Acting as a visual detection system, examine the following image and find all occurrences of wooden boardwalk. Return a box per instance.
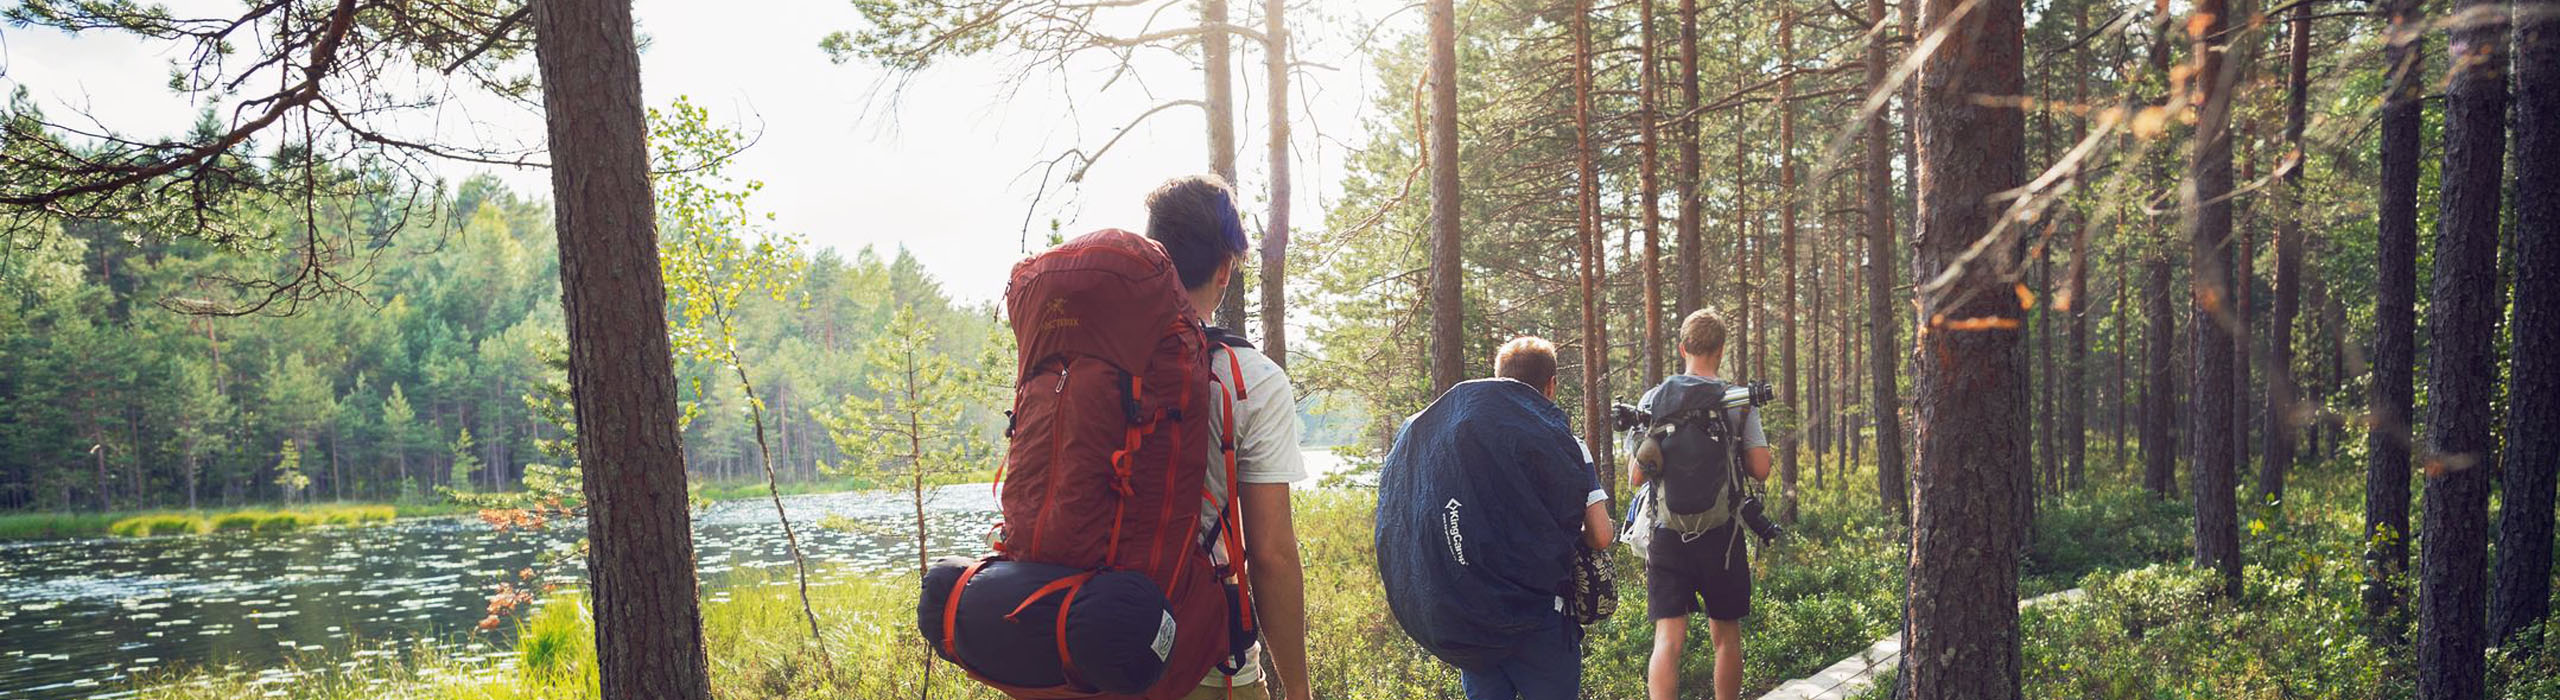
[1752,589,2086,700]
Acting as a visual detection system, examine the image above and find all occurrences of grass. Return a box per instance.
[0,503,416,540]
[688,472,986,503]
[117,444,2560,700]
[0,511,121,539]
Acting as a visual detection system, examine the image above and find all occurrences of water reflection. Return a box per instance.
[0,485,1000,700]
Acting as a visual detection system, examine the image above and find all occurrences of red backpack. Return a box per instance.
[918,230,1254,700]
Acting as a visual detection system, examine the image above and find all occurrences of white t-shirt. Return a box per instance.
[1198,343,1306,687]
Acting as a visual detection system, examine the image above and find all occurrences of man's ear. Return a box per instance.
[1209,256,1235,291]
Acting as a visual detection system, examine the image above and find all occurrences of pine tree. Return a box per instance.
[273,439,309,505]
[449,428,481,494]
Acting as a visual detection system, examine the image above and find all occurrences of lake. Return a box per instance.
[0,448,1360,700]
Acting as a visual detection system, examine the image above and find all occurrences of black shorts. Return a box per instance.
[1644,525,1752,621]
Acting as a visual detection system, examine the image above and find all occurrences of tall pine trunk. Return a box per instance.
[1776,12,1800,524]
[1205,0,1246,331]
[1572,0,1615,500]
[2065,223,2089,491]
[1675,0,1703,315]
[1903,0,2028,696]
[2493,0,2559,647]
[1427,0,1464,393]
[2114,246,2130,474]
[2260,1,2309,501]
[2418,2,2508,696]
[2036,244,2054,496]
[1259,0,1291,367]
[1735,134,1754,379]
[2365,0,2424,639]
[1639,0,1664,385]
[532,0,713,695]
[2142,258,2177,498]
[2182,0,2241,600]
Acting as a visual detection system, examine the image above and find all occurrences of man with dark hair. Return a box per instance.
[1143,175,1312,700]
[1636,308,1772,700]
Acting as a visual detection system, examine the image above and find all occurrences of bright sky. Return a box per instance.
[1,0,1419,306]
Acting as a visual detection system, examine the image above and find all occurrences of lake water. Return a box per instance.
[0,449,1360,700]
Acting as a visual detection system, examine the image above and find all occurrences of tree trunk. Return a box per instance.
[2232,138,2255,498]
[2114,244,2129,474]
[2182,0,2242,600]
[1735,133,1753,379]
[2418,3,2508,696]
[1777,11,1800,524]
[1903,0,2028,695]
[1426,0,1464,394]
[531,0,713,695]
[2065,223,2088,492]
[2493,0,2559,647]
[2260,2,2309,502]
[1640,0,1664,385]
[1205,0,1246,332]
[1812,223,1828,489]
[2366,0,2424,639]
[1675,0,1703,316]
[2035,244,2053,497]
[1835,208,1854,476]
[1572,0,1615,502]
[2303,260,2330,460]
[2143,257,2177,499]
[1259,0,1290,368]
[2061,6,2088,493]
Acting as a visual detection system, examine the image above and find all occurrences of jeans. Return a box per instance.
[1458,611,1581,700]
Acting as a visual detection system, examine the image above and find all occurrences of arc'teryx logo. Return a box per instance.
[1040,297,1081,330]
[1443,498,1468,566]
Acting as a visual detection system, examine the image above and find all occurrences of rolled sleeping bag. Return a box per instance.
[918,556,1178,695]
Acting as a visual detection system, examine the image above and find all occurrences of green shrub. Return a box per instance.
[254,511,307,532]
[517,594,598,692]
[209,511,267,532]
[109,513,208,537]
[312,505,395,526]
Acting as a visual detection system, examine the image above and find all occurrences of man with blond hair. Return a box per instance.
[1634,309,1772,700]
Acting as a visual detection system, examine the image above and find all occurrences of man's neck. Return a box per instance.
[1683,357,1721,379]
[1188,287,1222,322]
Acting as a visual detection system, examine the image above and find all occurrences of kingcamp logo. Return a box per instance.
[1443,498,1468,566]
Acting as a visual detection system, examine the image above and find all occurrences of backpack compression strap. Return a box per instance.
[1204,348,1258,675]
[1005,569,1103,692]
[940,558,993,659]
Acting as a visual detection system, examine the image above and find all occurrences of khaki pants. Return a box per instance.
[1177,679,1271,700]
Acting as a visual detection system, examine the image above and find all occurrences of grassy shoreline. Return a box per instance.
[108,447,2560,700]
[122,449,2211,700]
[0,473,970,542]
[0,502,477,541]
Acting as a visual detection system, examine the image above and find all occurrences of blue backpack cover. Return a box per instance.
[1375,378,1589,671]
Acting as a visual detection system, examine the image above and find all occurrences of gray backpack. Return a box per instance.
[1636,376,1744,538]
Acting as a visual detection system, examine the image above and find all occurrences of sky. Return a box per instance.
[1,0,1420,306]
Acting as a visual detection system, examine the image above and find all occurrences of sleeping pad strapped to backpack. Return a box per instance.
[915,229,1254,700]
[1374,378,1591,671]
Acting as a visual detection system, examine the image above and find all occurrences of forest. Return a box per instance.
[0,170,1008,513]
[0,0,2552,698]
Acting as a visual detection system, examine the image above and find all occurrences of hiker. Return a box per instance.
[1375,336,1613,700]
[1630,309,1773,700]
[914,175,1305,700]
[1143,175,1314,700]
